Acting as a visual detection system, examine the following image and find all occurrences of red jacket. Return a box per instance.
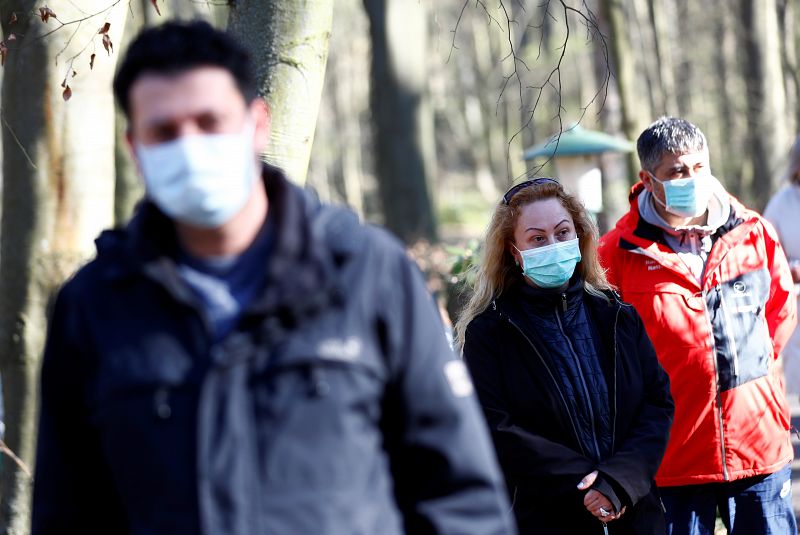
[598,183,797,487]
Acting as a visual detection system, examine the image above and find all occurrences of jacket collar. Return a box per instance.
[616,182,746,253]
[495,273,586,317]
[95,164,342,322]
[637,179,730,239]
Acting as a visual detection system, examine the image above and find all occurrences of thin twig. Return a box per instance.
[8,0,126,52]
[1,108,38,170]
[0,439,33,480]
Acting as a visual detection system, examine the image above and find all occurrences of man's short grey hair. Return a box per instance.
[637,117,707,172]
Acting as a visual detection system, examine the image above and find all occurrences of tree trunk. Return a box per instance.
[591,4,628,231]
[149,0,228,25]
[777,0,798,141]
[738,0,788,209]
[363,0,437,243]
[228,0,334,184]
[672,0,695,116]
[647,0,679,114]
[0,2,126,533]
[712,0,742,196]
[600,0,642,183]
[471,11,509,192]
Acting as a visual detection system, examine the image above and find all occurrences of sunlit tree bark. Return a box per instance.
[228,0,333,184]
[0,2,126,532]
[738,0,788,209]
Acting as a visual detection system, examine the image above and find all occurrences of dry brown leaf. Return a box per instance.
[62,85,72,101]
[98,22,110,34]
[39,6,57,23]
[102,33,113,55]
[149,0,161,16]
[89,53,95,70]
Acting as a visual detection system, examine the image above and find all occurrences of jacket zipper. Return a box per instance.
[555,295,603,461]
[508,486,518,513]
[611,306,620,453]
[702,287,730,481]
[716,286,740,378]
[506,317,587,457]
[630,232,736,481]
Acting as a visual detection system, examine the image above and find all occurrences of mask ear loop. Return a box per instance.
[646,171,672,211]
[511,244,522,269]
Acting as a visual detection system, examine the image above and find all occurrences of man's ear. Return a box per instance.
[124,128,143,177]
[125,128,134,153]
[251,97,271,154]
[640,169,654,192]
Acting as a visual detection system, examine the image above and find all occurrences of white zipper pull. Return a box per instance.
[603,523,609,535]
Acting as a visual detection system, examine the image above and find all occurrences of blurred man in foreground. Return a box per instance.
[32,20,514,535]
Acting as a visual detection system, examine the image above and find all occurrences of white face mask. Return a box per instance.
[136,121,257,228]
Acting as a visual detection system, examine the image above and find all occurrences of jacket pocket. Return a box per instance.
[253,356,387,491]
[708,269,773,391]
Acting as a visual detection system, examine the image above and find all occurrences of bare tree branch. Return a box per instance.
[448,0,611,183]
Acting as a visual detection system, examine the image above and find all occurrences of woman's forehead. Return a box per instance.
[516,198,573,231]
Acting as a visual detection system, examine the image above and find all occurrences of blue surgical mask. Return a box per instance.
[647,171,712,218]
[136,122,257,228]
[514,238,581,288]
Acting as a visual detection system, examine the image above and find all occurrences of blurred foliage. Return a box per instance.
[445,239,481,288]
[406,238,482,325]
[436,190,493,237]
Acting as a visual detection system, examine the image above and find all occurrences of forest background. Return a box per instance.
[0,0,796,533]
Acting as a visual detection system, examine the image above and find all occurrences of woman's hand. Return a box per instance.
[577,470,626,522]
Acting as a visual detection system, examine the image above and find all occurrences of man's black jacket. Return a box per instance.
[463,280,674,534]
[32,166,515,535]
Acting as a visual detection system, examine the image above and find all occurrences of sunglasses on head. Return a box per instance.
[501,177,561,205]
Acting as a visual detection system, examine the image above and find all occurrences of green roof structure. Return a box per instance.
[523,123,634,160]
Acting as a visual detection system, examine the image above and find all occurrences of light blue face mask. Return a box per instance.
[514,238,582,289]
[647,172,712,218]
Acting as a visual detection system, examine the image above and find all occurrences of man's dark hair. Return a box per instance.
[113,20,257,118]
[636,116,708,172]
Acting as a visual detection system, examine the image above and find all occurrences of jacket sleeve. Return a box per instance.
[462,319,597,496]
[595,307,674,509]
[761,218,798,357]
[378,240,516,535]
[32,283,128,534]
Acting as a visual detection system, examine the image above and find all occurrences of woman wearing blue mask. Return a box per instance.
[455,178,674,534]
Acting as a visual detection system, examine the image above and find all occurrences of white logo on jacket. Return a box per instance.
[444,360,474,397]
[645,259,662,271]
[317,337,362,361]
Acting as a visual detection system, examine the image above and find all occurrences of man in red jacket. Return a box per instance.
[598,117,797,535]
